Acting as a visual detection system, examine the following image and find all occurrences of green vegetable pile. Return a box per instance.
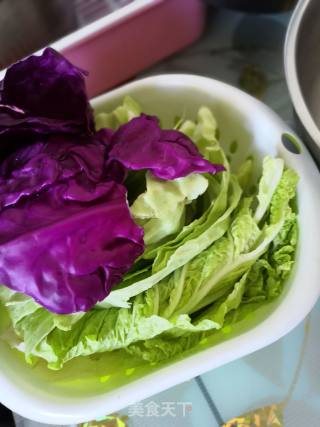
[0,97,299,370]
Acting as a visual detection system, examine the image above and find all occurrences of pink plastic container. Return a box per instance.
[49,0,205,98]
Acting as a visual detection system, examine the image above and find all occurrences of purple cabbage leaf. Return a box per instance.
[108,114,225,180]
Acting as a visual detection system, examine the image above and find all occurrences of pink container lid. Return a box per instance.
[54,0,205,97]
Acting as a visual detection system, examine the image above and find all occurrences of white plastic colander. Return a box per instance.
[0,74,319,425]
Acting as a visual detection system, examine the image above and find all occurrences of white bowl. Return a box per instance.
[0,74,320,425]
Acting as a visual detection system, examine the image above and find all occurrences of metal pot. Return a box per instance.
[285,0,320,164]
